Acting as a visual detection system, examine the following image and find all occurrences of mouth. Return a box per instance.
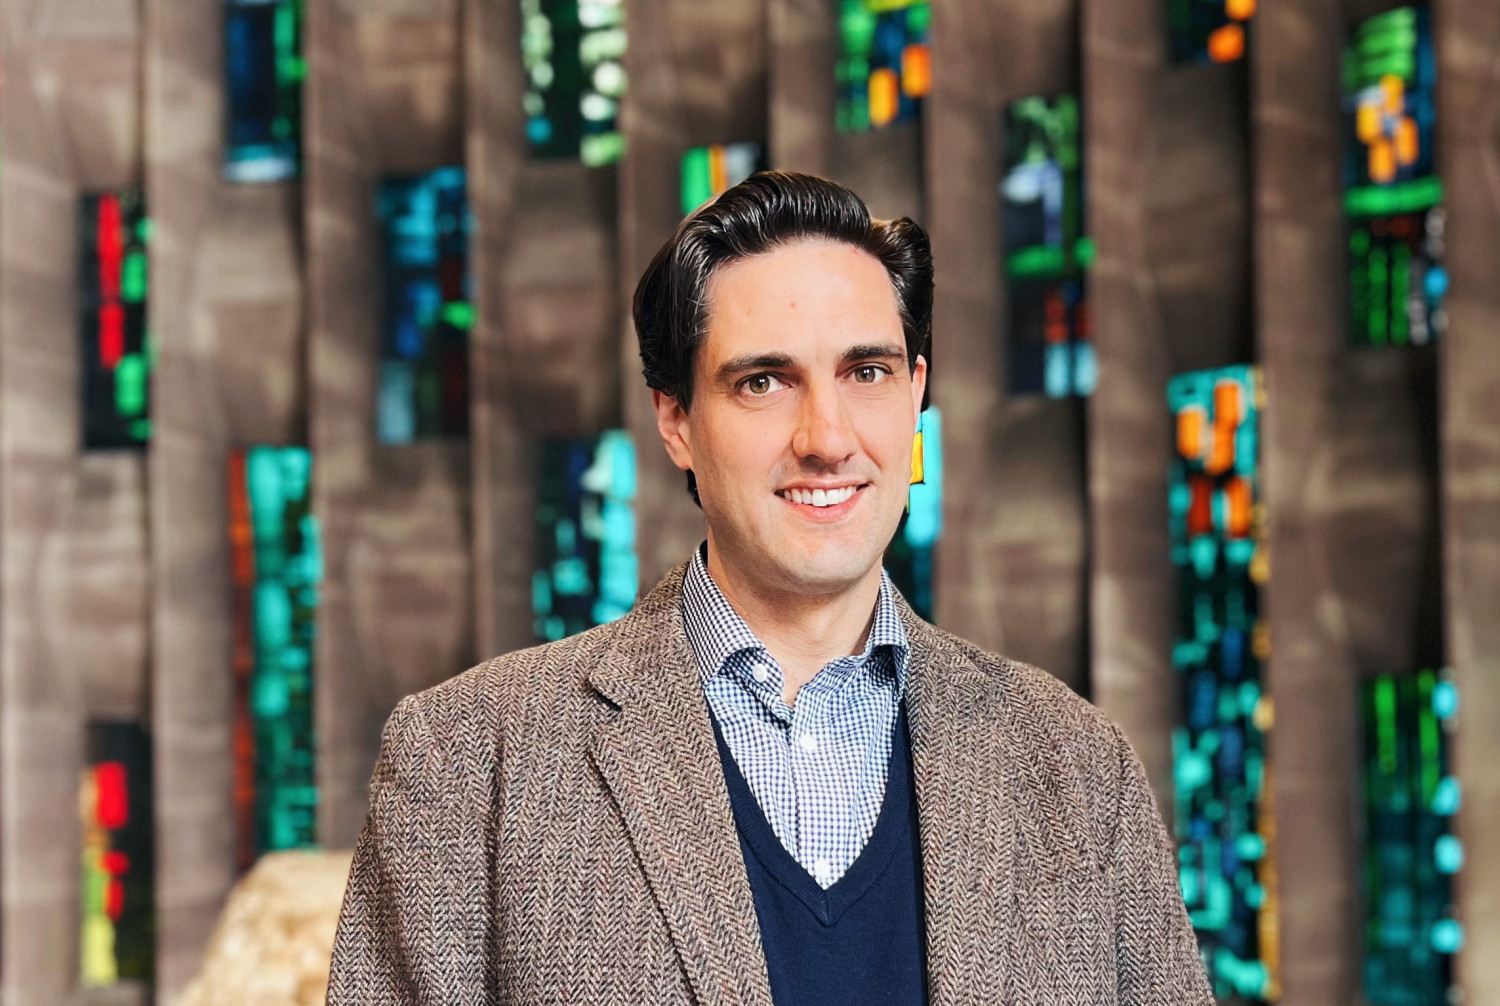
[774,483,869,520]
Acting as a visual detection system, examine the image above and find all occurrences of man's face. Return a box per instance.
[654,239,928,598]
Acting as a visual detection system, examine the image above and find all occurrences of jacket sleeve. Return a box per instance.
[1108,726,1215,1006]
[326,695,493,1006]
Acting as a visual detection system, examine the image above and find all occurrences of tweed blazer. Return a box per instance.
[326,562,1213,1006]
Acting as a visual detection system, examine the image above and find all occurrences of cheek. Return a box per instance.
[860,410,919,469]
[698,410,789,490]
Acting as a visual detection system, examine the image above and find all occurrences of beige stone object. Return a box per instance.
[177,851,354,1006]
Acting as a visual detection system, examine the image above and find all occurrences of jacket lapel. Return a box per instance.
[900,601,1017,1006]
[586,564,774,1006]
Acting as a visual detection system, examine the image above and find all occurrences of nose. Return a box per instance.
[791,378,857,466]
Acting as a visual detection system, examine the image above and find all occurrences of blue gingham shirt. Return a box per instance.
[681,544,909,889]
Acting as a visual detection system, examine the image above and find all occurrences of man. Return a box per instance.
[327,172,1212,1005]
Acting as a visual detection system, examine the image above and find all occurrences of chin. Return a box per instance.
[769,543,883,594]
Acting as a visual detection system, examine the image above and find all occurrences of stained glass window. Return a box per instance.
[80,721,154,987]
[1167,366,1278,1002]
[377,167,472,444]
[534,431,638,642]
[885,408,941,621]
[228,446,320,858]
[835,0,932,134]
[680,142,765,216]
[224,0,303,182]
[1343,5,1445,346]
[1362,669,1463,1006]
[521,0,627,166]
[1001,95,1095,398]
[81,191,151,449]
[1167,0,1255,65]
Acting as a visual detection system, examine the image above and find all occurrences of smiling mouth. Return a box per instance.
[775,484,867,508]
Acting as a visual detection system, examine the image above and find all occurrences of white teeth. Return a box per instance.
[780,486,857,507]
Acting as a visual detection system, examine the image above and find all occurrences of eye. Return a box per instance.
[741,373,786,396]
[852,365,890,384]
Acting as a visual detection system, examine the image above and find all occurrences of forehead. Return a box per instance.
[701,240,903,360]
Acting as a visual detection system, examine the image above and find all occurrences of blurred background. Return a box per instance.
[1,0,1497,1003]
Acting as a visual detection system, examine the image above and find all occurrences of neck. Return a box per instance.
[705,540,882,706]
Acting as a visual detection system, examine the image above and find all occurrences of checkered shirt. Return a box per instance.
[681,544,909,889]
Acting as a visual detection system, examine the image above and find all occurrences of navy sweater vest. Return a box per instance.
[711,708,929,1006]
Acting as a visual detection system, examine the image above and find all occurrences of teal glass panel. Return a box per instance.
[1168,366,1277,1002]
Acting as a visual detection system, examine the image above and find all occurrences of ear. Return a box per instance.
[653,389,695,472]
[909,354,929,426]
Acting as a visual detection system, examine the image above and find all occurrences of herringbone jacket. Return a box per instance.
[326,562,1214,1006]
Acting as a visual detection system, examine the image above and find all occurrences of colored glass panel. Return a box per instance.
[885,408,941,621]
[1167,366,1279,1002]
[80,721,154,986]
[1362,669,1462,1006]
[521,0,627,165]
[1001,94,1094,398]
[1349,209,1447,347]
[680,142,766,216]
[377,167,471,443]
[534,431,638,641]
[224,0,304,182]
[1343,6,1445,346]
[81,191,152,448]
[1167,0,1255,65]
[836,0,931,135]
[229,447,320,857]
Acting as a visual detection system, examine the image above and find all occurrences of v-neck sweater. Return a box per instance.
[712,705,929,1006]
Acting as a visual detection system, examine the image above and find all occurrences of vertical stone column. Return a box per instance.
[1254,1,1362,1001]
[769,0,920,221]
[622,0,768,588]
[1437,0,1500,999]
[466,0,533,660]
[468,0,627,656]
[306,0,475,849]
[144,0,307,994]
[928,0,1088,691]
[0,3,150,1003]
[768,0,835,176]
[1082,0,1253,798]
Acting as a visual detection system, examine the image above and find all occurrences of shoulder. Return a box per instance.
[387,619,624,772]
[926,625,1121,746]
[918,625,1133,806]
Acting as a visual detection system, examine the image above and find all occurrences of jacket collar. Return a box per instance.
[586,562,1017,1006]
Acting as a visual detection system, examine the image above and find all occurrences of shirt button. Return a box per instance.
[814,859,833,883]
[751,663,771,684]
[798,733,819,753]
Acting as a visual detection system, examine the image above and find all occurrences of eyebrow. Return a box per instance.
[713,343,907,383]
[839,343,907,365]
[715,352,796,382]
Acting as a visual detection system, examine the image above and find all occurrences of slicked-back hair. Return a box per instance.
[632,171,932,505]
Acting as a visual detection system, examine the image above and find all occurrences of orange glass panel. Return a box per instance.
[1381,74,1405,116]
[1225,476,1253,537]
[1188,477,1214,536]
[1214,379,1243,429]
[1395,116,1419,166]
[1356,102,1383,143]
[1207,24,1245,63]
[1178,405,1206,462]
[901,43,932,99]
[1208,425,1236,477]
[869,68,900,128]
[1369,138,1396,184]
[1226,0,1256,20]
[708,146,728,195]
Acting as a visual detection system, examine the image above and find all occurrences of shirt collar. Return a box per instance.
[679,541,909,691]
